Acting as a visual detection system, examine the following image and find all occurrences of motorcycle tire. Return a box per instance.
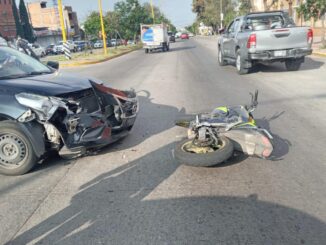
[174,137,234,167]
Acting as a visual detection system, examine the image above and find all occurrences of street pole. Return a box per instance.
[98,0,108,55]
[150,0,155,24]
[220,0,223,29]
[58,0,71,59]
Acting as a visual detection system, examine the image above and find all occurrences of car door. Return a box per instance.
[222,20,236,57]
[228,18,241,58]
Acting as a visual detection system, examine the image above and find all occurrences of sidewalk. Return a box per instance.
[312,36,326,57]
[41,44,142,67]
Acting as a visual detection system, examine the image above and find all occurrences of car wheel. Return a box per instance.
[218,47,227,66]
[285,58,302,71]
[0,122,38,175]
[236,50,249,75]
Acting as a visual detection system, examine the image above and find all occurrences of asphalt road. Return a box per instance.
[1,37,326,245]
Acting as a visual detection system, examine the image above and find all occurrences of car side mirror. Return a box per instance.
[47,61,59,70]
[218,29,225,35]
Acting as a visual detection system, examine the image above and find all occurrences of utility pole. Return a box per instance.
[98,0,108,55]
[220,0,223,29]
[58,0,71,59]
[150,0,155,24]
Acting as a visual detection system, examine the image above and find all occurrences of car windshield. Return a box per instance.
[0,47,52,79]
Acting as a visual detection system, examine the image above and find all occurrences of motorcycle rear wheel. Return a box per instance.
[174,137,234,167]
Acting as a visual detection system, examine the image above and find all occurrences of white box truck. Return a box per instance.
[141,24,170,53]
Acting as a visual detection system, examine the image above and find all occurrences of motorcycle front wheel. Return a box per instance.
[174,137,234,167]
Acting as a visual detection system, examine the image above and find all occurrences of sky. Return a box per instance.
[24,0,196,28]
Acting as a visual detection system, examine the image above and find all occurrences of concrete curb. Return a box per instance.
[60,47,142,68]
[312,51,326,58]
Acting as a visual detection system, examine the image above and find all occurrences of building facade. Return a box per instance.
[0,0,17,39]
[27,1,80,39]
[250,0,323,29]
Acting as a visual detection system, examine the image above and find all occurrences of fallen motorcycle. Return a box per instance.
[174,91,273,167]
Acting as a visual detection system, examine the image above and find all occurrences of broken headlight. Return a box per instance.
[15,93,65,121]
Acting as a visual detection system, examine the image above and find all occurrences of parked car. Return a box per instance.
[111,39,117,46]
[28,43,46,57]
[74,41,90,52]
[46,44,56,55]
[180,33,189,39]
[218,11,313,74]
[127,40,136,45]
[54,40,77,53]
[0,46,139,175]
[94,40,104,49]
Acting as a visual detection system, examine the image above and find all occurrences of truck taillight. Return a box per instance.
[247,34,256,48]
[307,29,313,44]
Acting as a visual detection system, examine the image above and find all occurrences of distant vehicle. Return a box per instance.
[127,40,136,45]
[54,40,77,53]
[28,43,46,57]
[46,44,56,55]
[94,40,103,49]
[188,33,195,37]
[180,33,189,39]
[168,32,176,42]
[141,23,170,53]
[218,11,313,74]
[75,41,89,51]
[175,32,182,38]
[111,39,122,46]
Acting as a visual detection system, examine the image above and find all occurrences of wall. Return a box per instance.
[0,0,16,39]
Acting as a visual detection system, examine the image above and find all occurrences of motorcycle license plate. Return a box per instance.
[274,50,286,57]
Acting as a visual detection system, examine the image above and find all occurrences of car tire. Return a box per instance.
[285,58,302,71]
[236,50,249,75]
[0,121,38,175]
[218,47,227,66]
[174,137,234,167]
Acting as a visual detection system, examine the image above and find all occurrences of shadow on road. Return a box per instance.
[256,111,291,161]
[252,57,324,73]
[7,141,326,244]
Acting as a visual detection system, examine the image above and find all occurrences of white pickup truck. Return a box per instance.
[141,24,170,53]
[218,11,313,74]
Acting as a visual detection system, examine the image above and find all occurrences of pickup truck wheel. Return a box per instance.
[0,122,38,175]
[285,58,302,71]
[236,50,249,75]
[218,48,227,66]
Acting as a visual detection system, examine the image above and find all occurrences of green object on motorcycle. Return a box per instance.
[216,107,228,113]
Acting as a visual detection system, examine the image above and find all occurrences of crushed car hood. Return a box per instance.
[1,72,93,96]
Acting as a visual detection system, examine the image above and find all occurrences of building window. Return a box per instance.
[40,2,47,8]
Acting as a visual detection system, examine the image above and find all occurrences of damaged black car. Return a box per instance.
[0,46,138,175]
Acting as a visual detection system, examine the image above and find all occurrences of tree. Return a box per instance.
[84,11,102,38]
[238,0,252,15]
[12,0,24,38]
[297,0,326,46]
[192,0,236,32]
[19,0,35,42]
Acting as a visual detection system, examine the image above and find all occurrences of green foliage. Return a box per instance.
[84,11,102,39]
[19,0,35,42]
[238,0,252,16]
[297,0,326,21]
[83,0,175,40]
[12,0,24,38]
[191,0,236,31]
